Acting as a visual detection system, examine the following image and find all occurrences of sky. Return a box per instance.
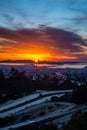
[0,0,87,62]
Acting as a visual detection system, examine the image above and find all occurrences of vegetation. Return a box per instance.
[51,96,59,102]
[48,105,53,110]
[17,122,57,130]
[62,111,87,130]
[71,85,87,104]
[39,110,45,116]
[0,116,17,127]
[0,67,87,104]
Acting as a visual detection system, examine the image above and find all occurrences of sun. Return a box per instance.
[34,59,40,63]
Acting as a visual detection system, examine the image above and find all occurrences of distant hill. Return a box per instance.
[0,60,34,63]
[0,60,87,64]
[37,61,87,65]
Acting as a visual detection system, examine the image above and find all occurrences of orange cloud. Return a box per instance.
[0,26,86,61]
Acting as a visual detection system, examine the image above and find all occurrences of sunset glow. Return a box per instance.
[0,0,87,62]
[0,1,87,130]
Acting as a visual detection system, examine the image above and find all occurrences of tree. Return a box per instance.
[63,111,87,130]
[9,67,19,79]
[0,69,4,80]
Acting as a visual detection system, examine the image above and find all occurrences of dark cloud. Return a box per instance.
[65,0,87,32]
[69,7,87,15]
[65,0,87,26]
[68,6,87,25]
[3,14,14,23]
[44,27,86,50]
[0,26,86,61]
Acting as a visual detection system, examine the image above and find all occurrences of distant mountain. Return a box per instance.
[0,60,87,64]
[0,60,34,63]
[37,61,87,65]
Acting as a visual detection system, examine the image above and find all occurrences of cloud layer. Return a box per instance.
[0,26,87,61]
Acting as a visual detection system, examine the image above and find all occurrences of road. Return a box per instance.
[3,103,87,130]
[0,104,87,130]
[0,89,72,112]
[0,93,66,118]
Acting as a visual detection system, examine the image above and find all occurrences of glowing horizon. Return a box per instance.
[0,0,87,62]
